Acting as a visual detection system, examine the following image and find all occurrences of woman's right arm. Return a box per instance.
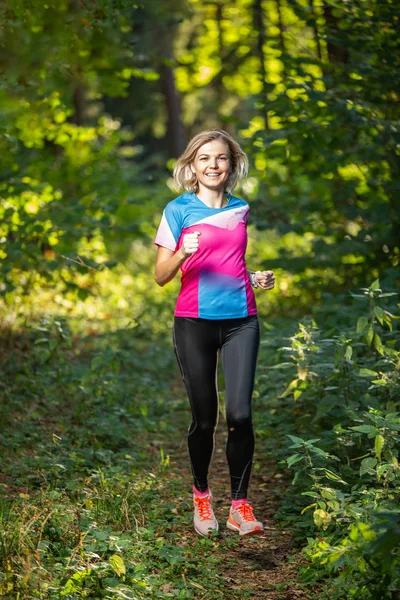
[154,231,200,287]
[154,246,186,287]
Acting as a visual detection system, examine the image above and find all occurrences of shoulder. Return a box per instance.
[161,193,195,236]
[228,194,249,209]
[164,192,194,212]
[228,194,250,215]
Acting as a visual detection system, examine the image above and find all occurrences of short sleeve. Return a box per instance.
[154,201,183,252]
[243,203,250,226]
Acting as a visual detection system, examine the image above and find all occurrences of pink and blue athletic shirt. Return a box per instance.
[154,192,257,320]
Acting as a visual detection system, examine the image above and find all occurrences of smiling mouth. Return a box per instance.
[205,173,221,177]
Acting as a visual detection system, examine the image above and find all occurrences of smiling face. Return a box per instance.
[191,139,231,193]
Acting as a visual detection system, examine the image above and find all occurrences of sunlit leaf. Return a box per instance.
[109,554,126,577]
[279,378,299,398]
[344,345,353,360]
[358,368,378,377]
[373,333,384,355]
[301,502,316,514]
[370,279,380,291]
[313,509,331,530]
[374,306,384,325]
[374,434,385,461]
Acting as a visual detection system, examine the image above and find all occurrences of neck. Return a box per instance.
[196,185,228,208]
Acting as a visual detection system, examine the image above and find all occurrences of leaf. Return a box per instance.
[373,333,384,355]
[109,554,126,577]
[383,313,393,331]
[374,434,385,460]
[358,522,376,542]
[279,378,299,398]
[370,279,380,291]
[374,306,384,325]
[287,434,306,445]
[358,368,378,377]
[189,581,207,591]
[358,557,367,572]
[287,453,304,467]
[376,464,391,481]
[313,509,331,530]
[320,488,338,500]
[356,316,368,334]
[293,389,303,401]
[350,425,378,435]
[301,491,321,499]
[349,293,368,300]
[360,457,377,476]
[344,345,353,360]
[324,470,348,485]
[365,325,374,346]
[301,502,316,514]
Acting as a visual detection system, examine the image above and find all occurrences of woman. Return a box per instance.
[154,129,275,537]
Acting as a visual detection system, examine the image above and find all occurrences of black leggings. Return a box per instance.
[173,315,260,500]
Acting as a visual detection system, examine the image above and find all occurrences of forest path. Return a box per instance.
[156,406,311,599]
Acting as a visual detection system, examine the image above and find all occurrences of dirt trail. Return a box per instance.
[163,423,312,600]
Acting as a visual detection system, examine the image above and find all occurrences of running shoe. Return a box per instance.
[193,492,219,536]
[226,502,264,536]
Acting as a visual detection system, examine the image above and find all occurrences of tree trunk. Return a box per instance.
[156,24,186,158]
[72,84,85,126]
[322,1,349,64]
[159,61,186,158]
[253,0,269,132]
[276,0,287,81]
[215,1,226,129]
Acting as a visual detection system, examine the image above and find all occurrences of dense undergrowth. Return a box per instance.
[0,275,399,599]
[255,278,400,599]
[0,318,246,599]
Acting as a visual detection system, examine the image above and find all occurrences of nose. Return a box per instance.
[210,157,218,168]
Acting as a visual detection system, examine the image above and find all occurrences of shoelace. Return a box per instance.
[236,503,256,521]
[195,496,213,520]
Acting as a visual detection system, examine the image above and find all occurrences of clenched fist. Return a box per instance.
[180,231,201,258]
[255,270,275,290]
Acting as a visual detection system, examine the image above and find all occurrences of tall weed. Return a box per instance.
[256,279,400,599]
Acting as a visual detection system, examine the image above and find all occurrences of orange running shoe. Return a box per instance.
[193,492,219,537]
[226,502,264,536]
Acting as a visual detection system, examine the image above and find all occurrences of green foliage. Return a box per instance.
[1,1,400,597]
[1,0,399,313]
[0,0,170,307]
[0,317,244,599]
[255,278,399,599]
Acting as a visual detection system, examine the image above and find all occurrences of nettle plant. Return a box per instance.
[278,280,400,597]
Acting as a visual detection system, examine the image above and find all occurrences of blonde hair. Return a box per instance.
[173,129,248,193]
